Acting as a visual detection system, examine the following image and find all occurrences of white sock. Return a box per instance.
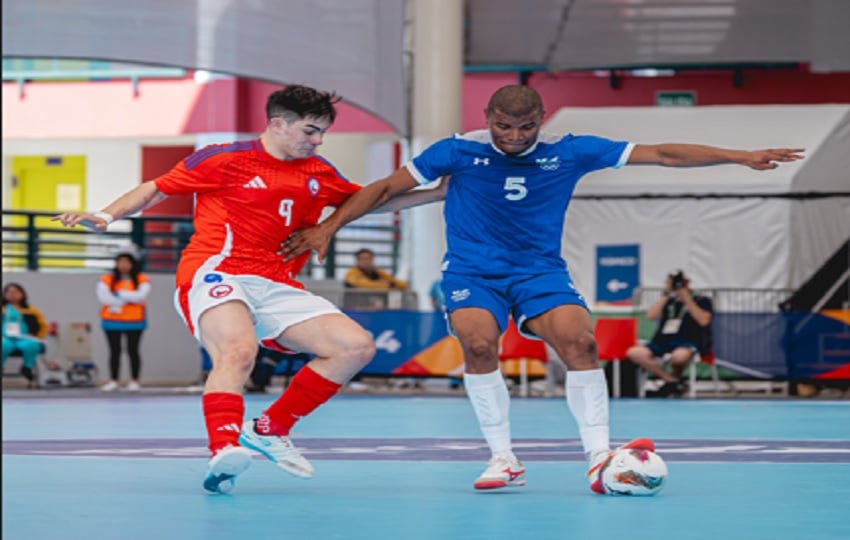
[566,368,610,463]
[464,370,513,457]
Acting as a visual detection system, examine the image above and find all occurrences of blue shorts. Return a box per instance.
[647,340,699,357]
[441,270,588,338]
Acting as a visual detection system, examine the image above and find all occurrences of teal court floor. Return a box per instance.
[3,394,849,540]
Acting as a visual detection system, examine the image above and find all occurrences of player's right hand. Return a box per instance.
[279,225,333,263]
[51,212,109,232]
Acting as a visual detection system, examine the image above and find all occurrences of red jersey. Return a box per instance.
[155,139,360,287]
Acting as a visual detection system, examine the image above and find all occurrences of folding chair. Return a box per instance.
[637,349,721,398]
[4,342,46,387]
[594,318,638,398]
[498,318,548,397]
[3,321,70,388]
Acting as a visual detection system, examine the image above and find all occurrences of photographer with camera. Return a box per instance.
[626,271,714,397]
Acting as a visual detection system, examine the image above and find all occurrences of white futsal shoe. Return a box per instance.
[203,445,253,494]
[238,420,315,479]
[473,453,526,490]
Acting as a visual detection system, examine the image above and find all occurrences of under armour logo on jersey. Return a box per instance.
[243,175,268,189]
[473,157,490,166]
[216,423,241,433]
[536,157,560,171]
[451,289,471,302]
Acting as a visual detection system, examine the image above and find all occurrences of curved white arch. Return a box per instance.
[2,0,408,134]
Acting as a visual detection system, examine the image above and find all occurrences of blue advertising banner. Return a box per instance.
[596,244,640,303]
[344,310,448,375]
[198,307,846,380]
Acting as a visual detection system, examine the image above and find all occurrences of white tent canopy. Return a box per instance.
[549,105,850,296]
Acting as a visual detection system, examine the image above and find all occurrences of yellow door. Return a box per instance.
[7,156,86,269]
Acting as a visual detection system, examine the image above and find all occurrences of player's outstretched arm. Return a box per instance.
[280,168,420,262]
[52,182,168,231]
[373,175,449,213]
[628,144,805,170]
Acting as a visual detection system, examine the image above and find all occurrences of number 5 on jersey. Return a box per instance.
[504,177,527,201]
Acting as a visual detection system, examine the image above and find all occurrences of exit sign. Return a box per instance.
[656,91,696,106]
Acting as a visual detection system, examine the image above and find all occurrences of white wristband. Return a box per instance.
[93,211,115,225]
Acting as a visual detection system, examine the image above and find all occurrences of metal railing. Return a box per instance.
[1,209,402,279]
[2,210,190,272]
[632,287,797,379]
[2,58,188,97]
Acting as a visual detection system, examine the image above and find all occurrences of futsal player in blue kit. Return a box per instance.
[281,85,804,493]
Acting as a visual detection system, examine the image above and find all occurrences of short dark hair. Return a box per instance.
[486,85,544,117]
[266,84,342,123]
[355,248,375,258]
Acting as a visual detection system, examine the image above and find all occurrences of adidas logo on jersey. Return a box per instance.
[243,176,268,189]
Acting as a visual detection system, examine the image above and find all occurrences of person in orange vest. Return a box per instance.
[97,251,151,392]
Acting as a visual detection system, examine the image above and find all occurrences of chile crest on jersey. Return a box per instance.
[307,177,320,197]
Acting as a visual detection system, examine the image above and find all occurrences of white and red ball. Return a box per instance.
[601,448,668,496]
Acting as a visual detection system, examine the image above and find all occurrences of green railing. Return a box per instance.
[2,210,190,273]
[2,58,187,82]
[1,210,401,278]
[2,58,189,97]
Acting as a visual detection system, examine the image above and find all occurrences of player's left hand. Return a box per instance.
[51,212,109,232]
[279,225,333,262]
[744,148,805,170]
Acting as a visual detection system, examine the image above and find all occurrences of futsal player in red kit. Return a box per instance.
[54,85,381,494]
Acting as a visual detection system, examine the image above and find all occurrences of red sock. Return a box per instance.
[202,392,244,455]
[256,366,341,436]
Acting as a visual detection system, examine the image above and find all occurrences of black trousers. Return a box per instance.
[104,329,143,380]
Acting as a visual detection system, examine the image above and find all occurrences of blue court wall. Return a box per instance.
[4,271,846,383]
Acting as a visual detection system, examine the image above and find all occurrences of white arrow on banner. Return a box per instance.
[606,279,630,293]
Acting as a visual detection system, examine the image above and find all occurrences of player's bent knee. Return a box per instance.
[333,333,376,369]
[556,335,597,367]
[464,339,498,362]
[214,344,258,373]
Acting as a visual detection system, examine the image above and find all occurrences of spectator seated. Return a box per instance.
[638,349,720,399]
[3,341,46,386]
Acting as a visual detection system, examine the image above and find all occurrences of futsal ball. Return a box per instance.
[600,448,668,496]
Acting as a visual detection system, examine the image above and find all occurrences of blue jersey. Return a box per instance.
[407,130,633,276]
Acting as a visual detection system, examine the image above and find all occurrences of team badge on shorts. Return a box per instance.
[209,284,234,298]
[451,289,471,302]
[308,177,320,197]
